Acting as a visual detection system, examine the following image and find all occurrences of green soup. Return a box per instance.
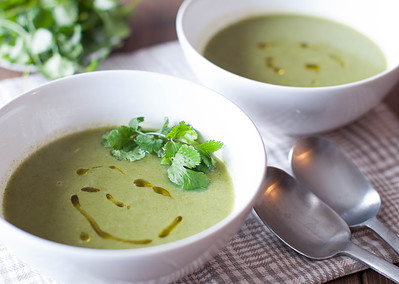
[3,128,234,249]
[203,14,386,87]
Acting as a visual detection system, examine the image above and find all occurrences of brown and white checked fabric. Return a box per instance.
[178,103,399,284]
[0,41,399,284]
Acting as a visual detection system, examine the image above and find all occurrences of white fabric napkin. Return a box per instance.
[1,41,399,284]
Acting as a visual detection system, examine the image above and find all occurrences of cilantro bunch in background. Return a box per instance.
[0,0,137,79]
[102,117,224,191]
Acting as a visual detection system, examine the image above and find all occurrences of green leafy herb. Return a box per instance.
[0,0,139,79]
[102,117,224,191]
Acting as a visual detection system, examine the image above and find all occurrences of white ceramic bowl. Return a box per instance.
[0,71,267,283]
[176,0,399,135]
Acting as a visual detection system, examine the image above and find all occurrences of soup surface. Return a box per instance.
[3,128,234,249]
[203,14,386,87]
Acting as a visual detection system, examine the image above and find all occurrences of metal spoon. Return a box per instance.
[254,167,399,283]
[290,136,399,255]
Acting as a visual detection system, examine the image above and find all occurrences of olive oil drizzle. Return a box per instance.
[305,63,320,73]
[158,216,183,238]
[71,195,152,245]
[133,178,152,187]
[106,193,125,207]
[265,57,285,75]
[76,168,89,176]
[258,41,347,85]
[300,42,345,70]
[109,165,126,175]
[76,166,125,176]
[74,176,179,244]
[134,179,172,198]
[329,53,345,68]
[300,42,309,49]
[81,187,101,192]
[257,42,271,49]
[152,186,171,197]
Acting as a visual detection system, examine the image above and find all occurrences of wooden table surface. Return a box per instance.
[0,1,398,283]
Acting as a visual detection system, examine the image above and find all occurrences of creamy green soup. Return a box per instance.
[3,128,234,249]
[203,14,386,87]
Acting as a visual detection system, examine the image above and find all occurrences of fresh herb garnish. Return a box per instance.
[102,117,224,191]
[0,0,138,79]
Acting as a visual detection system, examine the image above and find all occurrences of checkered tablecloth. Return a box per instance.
[1,41,399,284]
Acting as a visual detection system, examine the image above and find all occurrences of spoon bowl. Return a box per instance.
[290,136,399,254]
[254,167,399,282]
[254,167,350,259]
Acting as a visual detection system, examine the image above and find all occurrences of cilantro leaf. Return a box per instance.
[172,145,201,169]
[103,117,223,191]
[111,147,146,162]
[158,117,171,135]
[135,134,163,153]
[166,121,198,144]
[168,165,210,191]
[197,140,224,153]
[129,117,144,131]
[102,131,112,147]
[167,145,210,190]
[40,53,75,79]
[195,150,215,173]
[0,0,137,79]
[106,126,135,150]
[161,141,182,165]
[192,140,224,173]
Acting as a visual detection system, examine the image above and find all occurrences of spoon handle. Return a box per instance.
[364,216,399,255]
[343,242,399,283]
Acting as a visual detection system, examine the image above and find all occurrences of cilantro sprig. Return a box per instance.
[102,117,224,191]
[0,0,138,79]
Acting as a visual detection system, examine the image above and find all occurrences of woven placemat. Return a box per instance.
[1,41,399,284]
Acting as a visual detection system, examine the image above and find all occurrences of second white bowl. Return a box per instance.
[176,0,399,135]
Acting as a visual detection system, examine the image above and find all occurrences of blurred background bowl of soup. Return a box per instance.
[176,0,399,135]
[0,70,267,283]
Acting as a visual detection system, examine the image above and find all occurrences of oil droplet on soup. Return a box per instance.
[305,63,320,73]
[80,232,91,242]
[81,187,101,193]
[152,186,171,198]
[158,216,183,238]
[76,168,89,176]
[105,193,125,207]
[109,165,125,175]
[133,178,152,187]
